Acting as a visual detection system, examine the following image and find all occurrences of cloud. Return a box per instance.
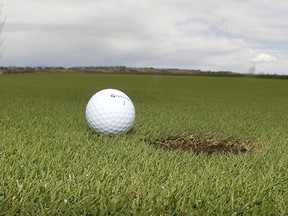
[251,53,278,63]
[1,0,288,74]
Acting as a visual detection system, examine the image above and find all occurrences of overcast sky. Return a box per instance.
[1,0,288,74]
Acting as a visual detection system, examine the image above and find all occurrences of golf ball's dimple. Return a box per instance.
[85,89,135,135]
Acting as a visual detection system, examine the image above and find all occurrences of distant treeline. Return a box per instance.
[0,66,287,78]
[0,66,234,75]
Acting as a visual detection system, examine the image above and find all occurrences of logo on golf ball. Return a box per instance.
[86,89,135,135]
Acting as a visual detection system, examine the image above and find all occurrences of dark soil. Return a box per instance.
[150,134,252,155]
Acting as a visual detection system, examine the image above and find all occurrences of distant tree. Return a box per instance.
[248,63,256,74]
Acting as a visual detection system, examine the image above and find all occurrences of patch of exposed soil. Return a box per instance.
[150,134,252,155]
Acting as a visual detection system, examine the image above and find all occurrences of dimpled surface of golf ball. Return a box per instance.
[86,89,135,135]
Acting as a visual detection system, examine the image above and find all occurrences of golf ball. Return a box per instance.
[85,89,135,135]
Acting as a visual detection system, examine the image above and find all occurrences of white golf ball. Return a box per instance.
[85,89,135,135]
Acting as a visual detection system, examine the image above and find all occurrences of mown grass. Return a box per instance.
[0,72,287,215]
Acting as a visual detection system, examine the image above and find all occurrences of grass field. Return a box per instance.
[0,72,287,215]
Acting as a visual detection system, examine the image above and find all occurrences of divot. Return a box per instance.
[150,134,253,155]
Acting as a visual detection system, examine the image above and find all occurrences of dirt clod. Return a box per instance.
[150,134,252,154]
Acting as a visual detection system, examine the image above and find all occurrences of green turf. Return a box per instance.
[0,73,287,215]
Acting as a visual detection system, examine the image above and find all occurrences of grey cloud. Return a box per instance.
[1,0,288,74]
